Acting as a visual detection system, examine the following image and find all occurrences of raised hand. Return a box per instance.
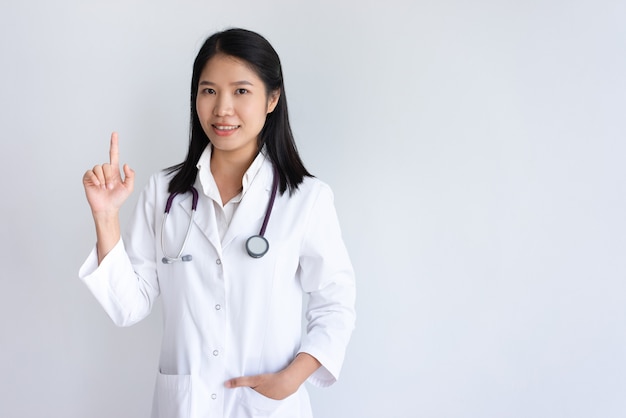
[83,132,135,215]
[82,132,135,263]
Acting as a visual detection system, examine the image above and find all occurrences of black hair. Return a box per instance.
[167,28,311,195]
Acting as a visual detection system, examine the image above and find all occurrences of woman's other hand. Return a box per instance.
[224,353,321,400]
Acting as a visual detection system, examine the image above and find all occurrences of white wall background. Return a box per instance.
[1,0,625,417]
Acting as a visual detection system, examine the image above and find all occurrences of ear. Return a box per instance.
[266,89,281,114]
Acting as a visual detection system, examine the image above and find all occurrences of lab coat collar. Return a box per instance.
[195,145,268,203]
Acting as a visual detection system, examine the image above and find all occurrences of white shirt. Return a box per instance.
[196,145,266,242]
[79,150,356,418]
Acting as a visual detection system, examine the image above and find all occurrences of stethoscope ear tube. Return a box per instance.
[162,254,193,264]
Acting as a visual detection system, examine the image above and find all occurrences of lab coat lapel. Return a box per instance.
[221,162,273,251]
[177,189,222,254]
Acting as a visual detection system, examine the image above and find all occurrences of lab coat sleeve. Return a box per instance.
[297,183,356,388]
[78,175,161,327]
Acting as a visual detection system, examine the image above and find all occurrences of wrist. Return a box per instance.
[282,353,321,387]
[92,212,121,264]
[92,209,120,222]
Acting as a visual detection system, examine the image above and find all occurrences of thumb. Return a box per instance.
[122,164,135,190]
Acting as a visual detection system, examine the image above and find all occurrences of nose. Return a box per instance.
[213,95,234,116]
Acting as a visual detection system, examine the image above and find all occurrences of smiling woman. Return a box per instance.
[79,28,356,418]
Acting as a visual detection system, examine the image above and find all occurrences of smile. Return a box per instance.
[212,125,240,131]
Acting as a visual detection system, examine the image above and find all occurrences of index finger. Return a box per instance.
[109,132,119,166]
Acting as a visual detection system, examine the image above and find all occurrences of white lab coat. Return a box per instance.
[79,151,356,418]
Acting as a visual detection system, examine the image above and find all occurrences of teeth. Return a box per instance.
[214,125,239,131]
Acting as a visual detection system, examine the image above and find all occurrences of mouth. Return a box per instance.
[212,124,240,131]
[211,124,240,136]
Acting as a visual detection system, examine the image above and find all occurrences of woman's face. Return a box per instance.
[196,54,279,160]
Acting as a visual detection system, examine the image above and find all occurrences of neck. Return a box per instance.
[210,145,258,205]
[210,147,257,181]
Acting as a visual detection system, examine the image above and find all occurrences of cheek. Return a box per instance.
[249,111,268,129]
[195,99,213,124]
[251,102,271,123]
[195,97,204,115]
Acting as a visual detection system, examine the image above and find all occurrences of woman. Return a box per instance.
[80,28,356,417]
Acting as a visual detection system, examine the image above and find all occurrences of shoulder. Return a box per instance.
[137,170,176,204]
[297,176,334,198]
[151,169,175,186]
[283,176,336,213]
[294,177,333,201]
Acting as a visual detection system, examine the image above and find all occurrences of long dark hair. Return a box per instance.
[167,28,311,195]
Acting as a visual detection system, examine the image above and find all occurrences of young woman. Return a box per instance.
[80,28,356,417]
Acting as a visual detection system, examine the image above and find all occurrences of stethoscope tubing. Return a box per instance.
[259,165,279,237]
[161,187,199,263]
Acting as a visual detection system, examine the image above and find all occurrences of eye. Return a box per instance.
[235,88,248,95]
[201,88,216,95]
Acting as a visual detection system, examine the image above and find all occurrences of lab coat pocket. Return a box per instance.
[233,387,292,417]
[153,371,191,418]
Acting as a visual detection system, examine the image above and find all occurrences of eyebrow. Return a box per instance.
[198,80,254,86]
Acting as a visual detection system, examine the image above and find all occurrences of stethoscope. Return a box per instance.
[161,166,279,263]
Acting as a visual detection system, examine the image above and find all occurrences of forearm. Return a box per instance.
[93,211,121,264]
[282,352,321,386]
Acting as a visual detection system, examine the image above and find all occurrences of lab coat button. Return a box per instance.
[215,304,221,310]
[211,393,217,400]
[216,258,222,265]
[213,350,219,356]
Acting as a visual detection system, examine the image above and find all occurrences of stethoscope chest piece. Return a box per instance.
[246,235,269,258]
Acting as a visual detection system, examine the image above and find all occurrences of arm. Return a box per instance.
[226,183,356,397]
[80,133,158,327]
[297,183,356,386]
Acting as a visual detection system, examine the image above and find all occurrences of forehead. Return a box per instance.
[199,54,262,83]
